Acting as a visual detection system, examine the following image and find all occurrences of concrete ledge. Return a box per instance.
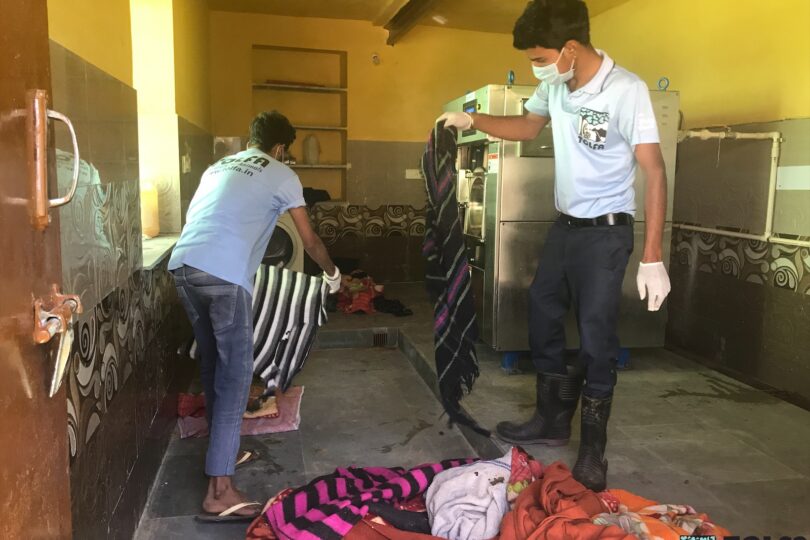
[142,234,179,270]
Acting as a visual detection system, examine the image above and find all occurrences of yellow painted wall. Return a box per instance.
[47,0,133,85]
[209,11,536,142]
[173,0,212,131]
[132,0,176,114]
[591,0,810,128]
[131,0,181,232]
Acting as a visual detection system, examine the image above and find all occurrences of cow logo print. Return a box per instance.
[578,108,609,150]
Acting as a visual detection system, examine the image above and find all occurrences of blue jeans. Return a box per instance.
[172,265,253,477]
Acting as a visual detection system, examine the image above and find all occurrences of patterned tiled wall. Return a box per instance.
[310,204,426,282]
[667,119,810,405]
[51,42,193,539]
[672,230,810,293]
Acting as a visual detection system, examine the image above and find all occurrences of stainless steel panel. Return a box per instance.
[674,137,772,234]
[470,266,486,342]
[564,224,673,348]
[444,85,507,145]
[633,91,679,221]
[518,125,554,158]
[500,152,557,222]
[518,96,554,158]
[478,173,501,347]
[500,87,558,222]
[495,221,553,351]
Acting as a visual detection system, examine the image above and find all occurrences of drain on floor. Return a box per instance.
[373,331,389,347]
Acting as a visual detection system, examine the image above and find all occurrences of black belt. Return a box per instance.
[558,212,634,227]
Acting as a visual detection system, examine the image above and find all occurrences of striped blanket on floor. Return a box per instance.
[189,264,328,396]
[421,121,489,437]
[266,459,475,540]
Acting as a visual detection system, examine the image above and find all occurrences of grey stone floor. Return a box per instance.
[136,282,810,538]
[135,346,475,539]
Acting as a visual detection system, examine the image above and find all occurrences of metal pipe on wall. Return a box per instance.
[674,129,810,248]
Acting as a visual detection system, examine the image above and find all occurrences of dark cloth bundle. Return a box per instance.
[421,122,490,437]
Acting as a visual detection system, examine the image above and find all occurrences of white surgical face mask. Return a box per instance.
[532,50,575,85]
[273,146,286,162]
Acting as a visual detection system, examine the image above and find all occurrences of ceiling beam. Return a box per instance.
[376,0,438,46]
[373,0,410,26]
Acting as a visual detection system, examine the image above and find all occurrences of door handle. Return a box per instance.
[33,284,83,397]
[28,89,81,231]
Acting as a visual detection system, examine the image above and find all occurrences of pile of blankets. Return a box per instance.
[245,447,730,540]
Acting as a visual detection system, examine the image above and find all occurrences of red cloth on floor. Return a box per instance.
[176,393,206,417]
[498,462,634,540]
[247,489,293,540]
[338,275,382,314]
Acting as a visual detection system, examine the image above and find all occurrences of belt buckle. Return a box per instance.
[606,214,616,226]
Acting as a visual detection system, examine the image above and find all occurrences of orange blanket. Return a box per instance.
[499,462,634,540]
[593,489,731,540]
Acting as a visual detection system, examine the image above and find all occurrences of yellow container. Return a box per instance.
[140,182,160,238]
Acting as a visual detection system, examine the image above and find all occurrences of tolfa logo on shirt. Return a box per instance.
[578,108,610,150]
[218,155,272,169]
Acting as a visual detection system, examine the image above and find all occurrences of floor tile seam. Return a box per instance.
[642,444,806,485]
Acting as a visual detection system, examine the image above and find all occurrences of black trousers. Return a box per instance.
[528,219,634,398]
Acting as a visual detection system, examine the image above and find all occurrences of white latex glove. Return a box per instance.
[437,111,473,130]
[636,262,671,311]
[323,267,341,294]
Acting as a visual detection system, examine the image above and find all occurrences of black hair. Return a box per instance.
[248,110,296,152]
[513,0,590,50]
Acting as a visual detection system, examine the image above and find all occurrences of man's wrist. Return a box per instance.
[641,250,663,264]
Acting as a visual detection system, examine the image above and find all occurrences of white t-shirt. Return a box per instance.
[525,49,660,218]
[169,147,306,291]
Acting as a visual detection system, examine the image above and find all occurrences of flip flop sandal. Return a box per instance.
[196,501,263,523]
[235,449,261,469]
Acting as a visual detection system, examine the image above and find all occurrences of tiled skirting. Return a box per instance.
[67,259,193,538]
[667,228,810,406]
[310,204,426,282]
[672,229,810,293]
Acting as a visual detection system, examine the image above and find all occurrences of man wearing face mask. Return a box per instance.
[169,110,341,520]
[438,0,670,492]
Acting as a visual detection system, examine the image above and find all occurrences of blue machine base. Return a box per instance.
[500,352,522,375]
[499,348,631,373]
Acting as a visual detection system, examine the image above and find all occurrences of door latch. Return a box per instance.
[33,284,83,397]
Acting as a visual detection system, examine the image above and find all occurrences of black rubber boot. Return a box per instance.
[572,395,612,492]
[495,370,582,445]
